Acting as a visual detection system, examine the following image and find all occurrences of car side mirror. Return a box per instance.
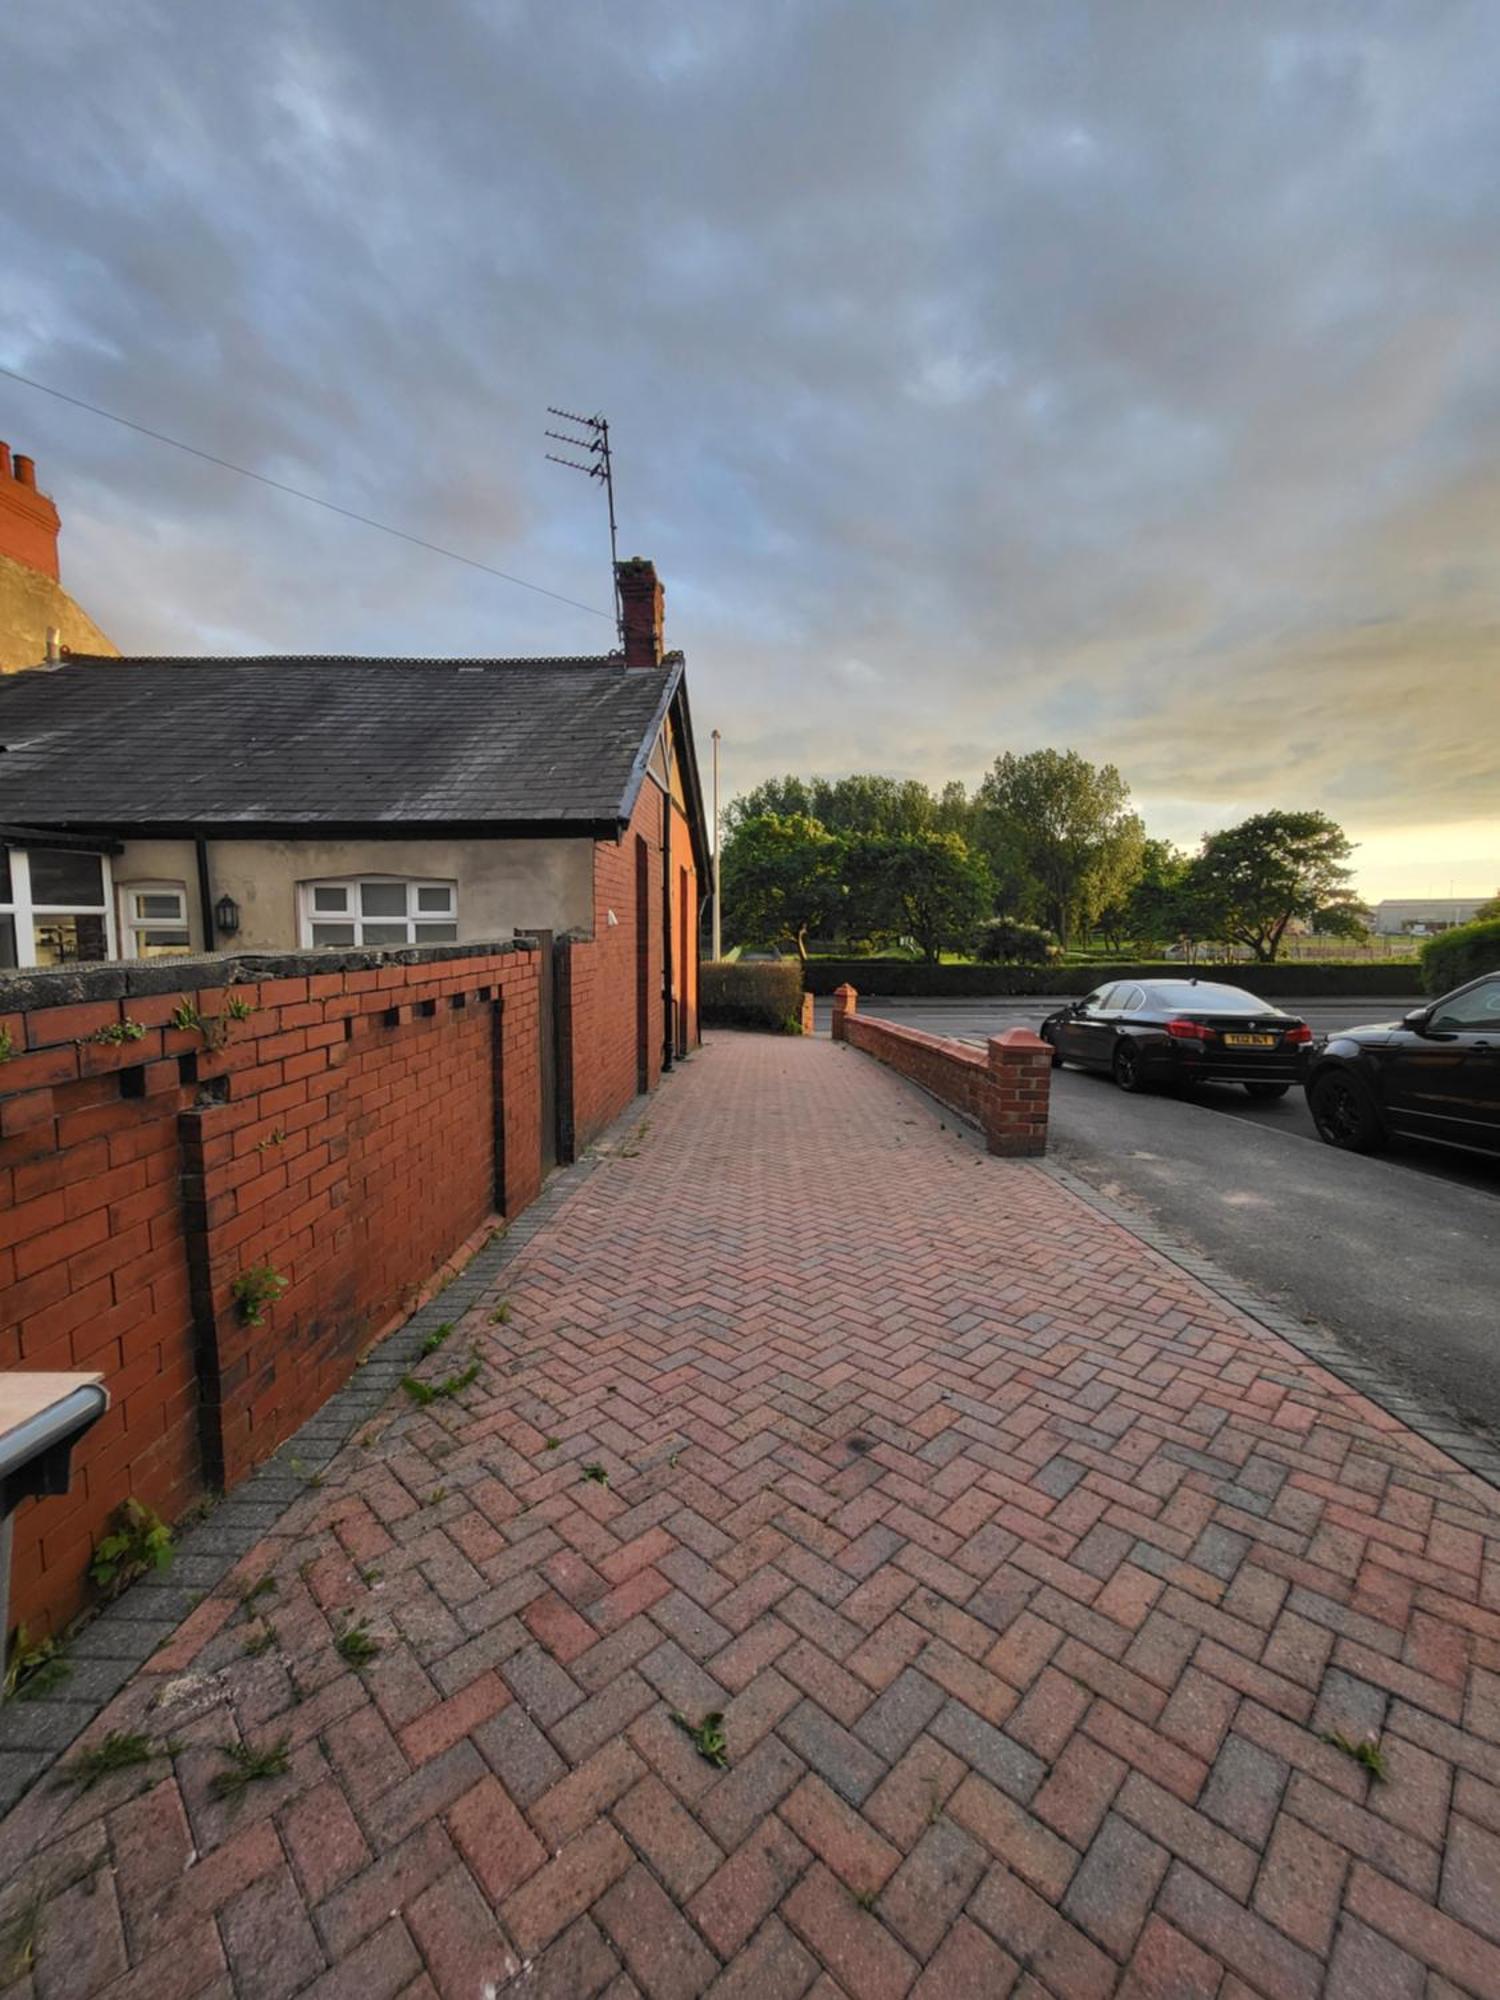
[1402,1006,1430,1034]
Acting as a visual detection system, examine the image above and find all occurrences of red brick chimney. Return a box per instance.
[616,556,664,669]
[0,443,61,581]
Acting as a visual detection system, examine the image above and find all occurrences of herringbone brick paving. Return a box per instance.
[3,1030,1500,1998]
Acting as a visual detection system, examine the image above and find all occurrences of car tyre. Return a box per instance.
[1043,1031,1063,1070]
[1112,1041,1148,1093]
[1244,1082,1290,1100]
[1308,1069,1387,1153]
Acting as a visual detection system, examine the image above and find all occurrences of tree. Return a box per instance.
[725,773,941,840]
[974,750,1146,946]
[1476,890,1500,922]
[844,832,993,963]
[719,813,844,962]
[1185,810,1358,963]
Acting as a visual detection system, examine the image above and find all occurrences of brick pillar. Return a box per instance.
[831,984,858,1042]
[983,1027,1052,1156]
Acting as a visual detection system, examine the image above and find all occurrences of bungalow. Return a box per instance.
[0,556,708,1154]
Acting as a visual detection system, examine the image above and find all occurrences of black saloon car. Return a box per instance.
[1303,970,1500,1157]
[1040,978,1311,1096]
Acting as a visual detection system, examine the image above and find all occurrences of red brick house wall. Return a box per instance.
[560,772,701,1155]
[0,942,543,1640]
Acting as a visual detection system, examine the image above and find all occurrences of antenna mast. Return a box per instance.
[546,408,622,646]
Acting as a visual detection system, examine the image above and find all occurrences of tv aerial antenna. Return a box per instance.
[546,408,622,647]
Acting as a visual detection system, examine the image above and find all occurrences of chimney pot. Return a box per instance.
[616,556,665,669]
[45,626,62,662]
[13,455,36,489]
[0,443,10,480]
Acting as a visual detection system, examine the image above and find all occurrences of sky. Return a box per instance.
[2,2,1498,904]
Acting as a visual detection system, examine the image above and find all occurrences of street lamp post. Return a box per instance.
[711,729,722,962]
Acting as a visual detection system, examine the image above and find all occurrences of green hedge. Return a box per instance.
[1419,918,1500,996]
[802,958,1424,998]
[701,959,806,1032]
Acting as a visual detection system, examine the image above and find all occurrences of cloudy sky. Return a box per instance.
[4,2,1498,900]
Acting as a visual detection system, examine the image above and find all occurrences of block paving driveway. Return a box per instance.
[3,1031,1500,1998]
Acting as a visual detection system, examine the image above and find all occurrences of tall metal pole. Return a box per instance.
[711,729,722,962]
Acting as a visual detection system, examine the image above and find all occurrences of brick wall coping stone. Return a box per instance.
[0,938,535,1014]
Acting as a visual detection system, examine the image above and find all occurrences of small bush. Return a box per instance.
[1419,918,1500,996]
[700,959,806,1033]
[974,918,1059,965]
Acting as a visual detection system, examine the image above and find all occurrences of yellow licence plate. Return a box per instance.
[1224,1033,1276,1047]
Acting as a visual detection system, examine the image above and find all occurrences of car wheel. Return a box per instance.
[1244,1082,1290,1100]
[1308,1069,1387,1153]
[1112,1041,1148,1093]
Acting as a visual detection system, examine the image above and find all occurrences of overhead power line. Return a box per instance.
[0,363,614,621]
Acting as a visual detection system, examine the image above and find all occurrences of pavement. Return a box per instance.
[817,995,1500,1456]
[2,1029,1500,1999]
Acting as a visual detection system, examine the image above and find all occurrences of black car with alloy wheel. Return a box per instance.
[1039,978,1311,1096]
[1303,971,1500,1158]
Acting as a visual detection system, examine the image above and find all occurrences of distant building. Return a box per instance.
[1370,897,1487,936]
[0,441,119,672]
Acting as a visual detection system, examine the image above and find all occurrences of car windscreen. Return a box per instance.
[1142,983,1275,1013]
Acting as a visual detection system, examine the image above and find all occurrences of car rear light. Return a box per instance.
[1282,1024,1313,1045]
[1165,1018,1214,1041]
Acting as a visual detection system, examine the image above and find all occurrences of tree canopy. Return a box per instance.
[716,763,1370,966]
[718,812,845,962]
[974,749,1145,947]
[1185,809,1359,962]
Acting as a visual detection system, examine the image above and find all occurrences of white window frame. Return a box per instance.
[0,845,116,969]
[118,880,193,960]
[297,876,459,949]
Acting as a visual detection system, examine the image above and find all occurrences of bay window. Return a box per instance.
[298,877,458,948]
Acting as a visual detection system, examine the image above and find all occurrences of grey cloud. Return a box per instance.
[2,0,1498,889]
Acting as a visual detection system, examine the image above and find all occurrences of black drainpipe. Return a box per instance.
[194,838,216,953]
[661,775,674,1071]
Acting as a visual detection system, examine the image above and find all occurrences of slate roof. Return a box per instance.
[0,654,683,835]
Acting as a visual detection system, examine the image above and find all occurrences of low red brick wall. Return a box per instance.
[0,942,543,1640]
[831,986,1050,1157]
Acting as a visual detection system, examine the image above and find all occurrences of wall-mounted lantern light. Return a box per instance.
[214,894,241,938]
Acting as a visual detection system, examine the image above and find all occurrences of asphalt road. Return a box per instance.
[814,993,1500,1451]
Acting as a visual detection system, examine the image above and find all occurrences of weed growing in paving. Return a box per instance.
[489,1301,512,1325]
[334,1617,382,1668]
[580,1463,609,1487]
[419,1322,455,1357]
[543,1436,562,1451]
[242,1621,277,1658]
[401,1361,480,1407]
[209,1735,290,1800]
[237,1574,277,1608]
[55,1731,159,1791]
[1322,1729,1389,1782]
[425,1487,448,1507]
[89,1499,173,1597]
[2,1627,69,1702]
[1,1894,43,1985]
[671,1710,729,1768]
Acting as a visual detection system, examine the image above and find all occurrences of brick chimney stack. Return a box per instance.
[616,556,664,669]
[0,443,62,581]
